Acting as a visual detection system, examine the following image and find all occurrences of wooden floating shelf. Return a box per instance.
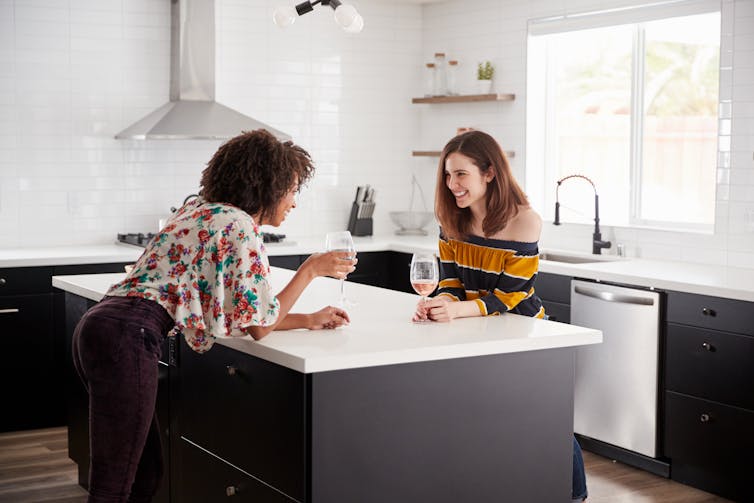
[412,150,515,159]
[411,93,515,104]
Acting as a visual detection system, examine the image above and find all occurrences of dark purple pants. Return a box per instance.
[72,296,174,503]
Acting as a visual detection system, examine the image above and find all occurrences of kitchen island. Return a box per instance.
[54,268,601,503]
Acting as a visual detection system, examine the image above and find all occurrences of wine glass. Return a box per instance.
[410,253,439,315]
[325,230,356,307]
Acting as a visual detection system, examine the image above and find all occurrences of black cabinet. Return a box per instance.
[0,292,55,432]
[386,251,414,293]
[178,342,306,502]
[1,265,60,432]
[535,272,571,323]
[269,251,414,292]
[177,438,297,503]
[268,254,303,271]
[665,392,754,502]
[663,290,754,502]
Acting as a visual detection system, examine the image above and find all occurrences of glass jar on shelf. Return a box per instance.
[447,59,459,95]
[423,63,435,97]
[433,52,448,96]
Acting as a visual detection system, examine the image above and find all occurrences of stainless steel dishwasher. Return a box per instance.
[571,279,661,458]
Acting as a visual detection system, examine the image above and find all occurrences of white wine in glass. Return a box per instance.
[325,230,356,307]
[410,253,439,308]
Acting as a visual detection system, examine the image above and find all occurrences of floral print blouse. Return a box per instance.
[107,198,280,353]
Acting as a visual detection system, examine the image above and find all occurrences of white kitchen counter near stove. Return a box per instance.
[52,268,602,373]
[5,233,754,302]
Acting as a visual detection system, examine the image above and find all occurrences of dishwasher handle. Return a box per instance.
[573,284,655,306]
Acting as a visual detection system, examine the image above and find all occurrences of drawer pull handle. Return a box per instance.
[226,485,239,497]
[700,413,711,423]
[226,365,238,376]
[0,278,6,286]
[0,308,20,314]
[701,342,715,352]
[701,307,717,317]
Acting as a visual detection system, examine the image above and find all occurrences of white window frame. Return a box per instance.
[526,0,722,233]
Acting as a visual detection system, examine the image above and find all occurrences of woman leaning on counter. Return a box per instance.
[413,129,588,502]
[71,130,356,502]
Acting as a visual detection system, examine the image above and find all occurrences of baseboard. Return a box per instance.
[576,434,670,478]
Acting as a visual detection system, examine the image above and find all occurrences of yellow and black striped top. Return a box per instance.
[437,232,545,318]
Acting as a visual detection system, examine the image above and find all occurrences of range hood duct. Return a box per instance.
[116,0,289,141]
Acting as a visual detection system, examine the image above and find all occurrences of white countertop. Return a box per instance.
[0,235,432,268]
[0,244,145,268]
[8,233,754,302]
[52,268,602,374]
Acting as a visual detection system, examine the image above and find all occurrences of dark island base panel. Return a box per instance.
[309,348,576,503]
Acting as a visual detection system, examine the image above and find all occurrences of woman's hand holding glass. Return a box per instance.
[409,253,439,322]
[413,296,456,322]
[302,250,357,280]
[325,231,357,307]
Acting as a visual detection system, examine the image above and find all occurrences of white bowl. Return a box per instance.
[389,211,435,235]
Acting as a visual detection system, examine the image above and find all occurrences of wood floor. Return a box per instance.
[0,427,732,502]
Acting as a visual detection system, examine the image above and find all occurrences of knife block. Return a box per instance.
[347,202,373,237]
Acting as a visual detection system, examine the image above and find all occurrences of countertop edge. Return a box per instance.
[216,329,602,373]
[15,238,754,302]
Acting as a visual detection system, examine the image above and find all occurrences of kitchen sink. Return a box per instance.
[539,251,621,264]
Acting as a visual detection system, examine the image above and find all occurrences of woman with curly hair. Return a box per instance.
[72,129,355,502]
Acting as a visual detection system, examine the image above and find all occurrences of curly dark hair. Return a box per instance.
[199,129,315,221]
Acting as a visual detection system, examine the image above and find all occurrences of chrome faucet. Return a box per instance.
[553,174,612,255]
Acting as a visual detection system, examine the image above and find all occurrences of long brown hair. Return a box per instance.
[200,129,314,221]
[435,130,528,239]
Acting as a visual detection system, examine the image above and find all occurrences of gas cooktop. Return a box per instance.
[117,233,156,247]
[117,232,287,247]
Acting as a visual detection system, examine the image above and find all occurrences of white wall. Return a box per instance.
[420,0,754,268]
[1,0,752,270]
[0,0,423,247]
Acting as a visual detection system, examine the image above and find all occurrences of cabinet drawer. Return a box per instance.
[0,267,53,295]
[664,391,754,502]
[666,324,754,410]
[179,342,305,501]
[536,273,571,304]
[178,438,295,503]
[666,291,754,336]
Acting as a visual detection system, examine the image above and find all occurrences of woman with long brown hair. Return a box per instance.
[413,129,587,501]
[414,129,544,322]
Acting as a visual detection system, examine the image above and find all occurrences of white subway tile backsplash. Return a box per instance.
[0,0,751,267]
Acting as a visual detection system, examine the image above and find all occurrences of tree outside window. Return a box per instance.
[528,11,720,232]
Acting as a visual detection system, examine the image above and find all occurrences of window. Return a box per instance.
[526,3,721,232]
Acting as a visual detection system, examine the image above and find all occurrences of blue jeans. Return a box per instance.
[72,296,173,503]
[573,436,588,500]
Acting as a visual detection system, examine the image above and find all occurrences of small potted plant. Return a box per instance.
[476,60,494,94]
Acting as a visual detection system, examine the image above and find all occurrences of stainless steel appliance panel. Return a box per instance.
[571,280,661,458]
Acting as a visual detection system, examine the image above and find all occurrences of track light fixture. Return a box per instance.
[273,0,364,33]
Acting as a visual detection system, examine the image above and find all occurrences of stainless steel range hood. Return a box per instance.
[116,0,289,141]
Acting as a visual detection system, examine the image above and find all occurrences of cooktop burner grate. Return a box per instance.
[117,233,156,247]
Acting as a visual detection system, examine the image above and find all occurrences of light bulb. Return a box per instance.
[273,5,297,28]
[334,4,357,28]
[343,13,363,33]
